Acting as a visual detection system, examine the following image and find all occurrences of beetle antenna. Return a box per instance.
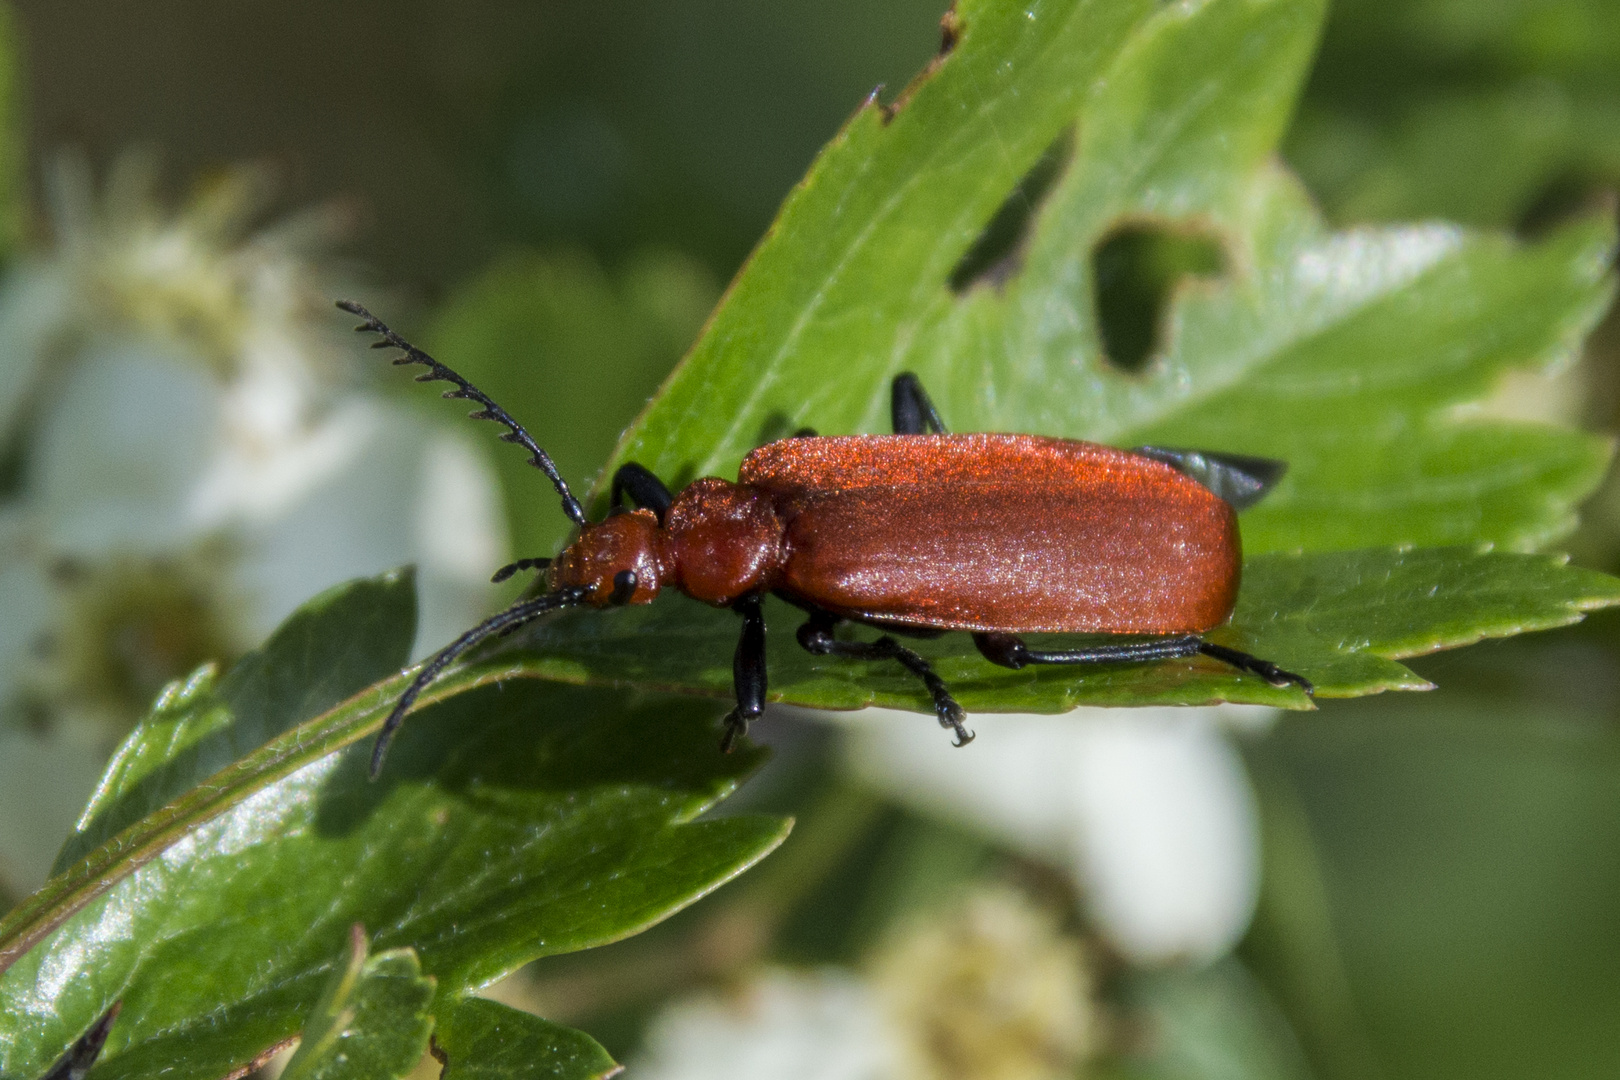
[370,586,591,778]
[337,299,587,526]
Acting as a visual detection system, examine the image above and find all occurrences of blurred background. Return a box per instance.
[2,2,1620,1079]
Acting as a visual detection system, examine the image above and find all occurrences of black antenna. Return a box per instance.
[369,586,591,778]
[337,300,587,526]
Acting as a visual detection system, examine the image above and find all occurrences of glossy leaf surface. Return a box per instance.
[507,548,1620,716]
[0,579,785,1080]
[434,998,620,1080]
[279,927,436,1080]
[537,0,1620,711]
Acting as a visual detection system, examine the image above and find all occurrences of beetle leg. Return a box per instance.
[891,373,949,435]
[974,631,1204,668]
[973,631,1313,694]
[1196,641,1314,693]
[610,462,674,521]
[799,612,974,746]
[721,595,768,752]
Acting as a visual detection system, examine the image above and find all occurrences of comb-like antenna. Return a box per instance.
[337,299,587,526]
[369,586,591,778]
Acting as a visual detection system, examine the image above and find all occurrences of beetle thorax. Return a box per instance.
[663,478,784,606]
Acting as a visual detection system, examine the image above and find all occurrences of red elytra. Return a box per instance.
[338,300,1311,777]
[552,434,1241,634]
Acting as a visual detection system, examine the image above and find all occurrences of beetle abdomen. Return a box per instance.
[751,435,1240,633]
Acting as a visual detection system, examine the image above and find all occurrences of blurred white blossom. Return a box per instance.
[631,886,1097,1080]
[840,706,1273,966]
[634,969,900,1080]
[871,886,1099,1080]
[0,153,505,896]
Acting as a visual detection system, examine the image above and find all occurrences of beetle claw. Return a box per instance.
[719,709,748,753]
[1267,668,1315,695]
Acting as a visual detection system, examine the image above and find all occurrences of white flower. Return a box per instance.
[633,969,901,1080]
[0,154,506,896]
[630,886,1099,1080]
[871,886,1099,1080]
[840,706,1271,966]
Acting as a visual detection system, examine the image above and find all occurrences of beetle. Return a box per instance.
[339,300,1310,777]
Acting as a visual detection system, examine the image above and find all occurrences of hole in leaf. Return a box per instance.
[1092,223,1224,373]
[948,126,1075,293]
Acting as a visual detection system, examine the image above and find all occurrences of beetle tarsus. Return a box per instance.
[974,630,1312,695]
[798,614,971,746]
[1196,641,1314,695]
[720,596,768,752]
[719,708,748,753]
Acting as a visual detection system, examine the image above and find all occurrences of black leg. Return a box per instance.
[891,372,949,435]
[799,611,973,745]
[610,462,674,520]
[1196,641,1314,692]
[974,631,1313,693]
[721,595,767,752]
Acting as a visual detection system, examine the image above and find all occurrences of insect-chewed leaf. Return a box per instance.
[433,998,620,1080]
[277,926,435,1080]
[0,598,785,1080]
[561,0,1620,712]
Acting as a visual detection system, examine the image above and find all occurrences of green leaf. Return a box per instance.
[475,0,1619,715]
[0,1,23,262]
[0,615,786,1079]
[280,926,436,1080]
[610,0,1613,555]
[502,547,1620,714]
[54,568,418,871]
[433,998,619,1080]
[1290,0,1620,228]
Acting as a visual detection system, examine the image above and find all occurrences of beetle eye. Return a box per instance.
[609,569,639,605]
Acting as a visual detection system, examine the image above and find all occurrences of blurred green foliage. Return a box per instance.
[424,249,717,559]
[1290,0,1620,229]
[2,0,1620,1078]
[0,574,785,1080]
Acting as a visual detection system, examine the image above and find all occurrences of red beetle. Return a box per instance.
[340,302,1310,776]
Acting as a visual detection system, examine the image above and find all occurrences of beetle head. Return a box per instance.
[548,508,668,606]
